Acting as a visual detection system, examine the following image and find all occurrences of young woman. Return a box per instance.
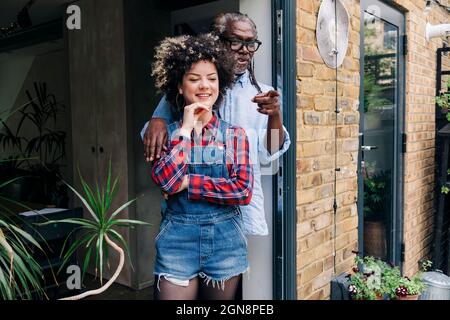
[151,33,253,300]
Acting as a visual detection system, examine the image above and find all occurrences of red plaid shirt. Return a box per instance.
[151,114,253,205]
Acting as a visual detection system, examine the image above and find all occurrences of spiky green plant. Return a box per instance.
[0,211,45,300]
[0,180,44,302]
[41,161,150,300]
[1,105,45,300]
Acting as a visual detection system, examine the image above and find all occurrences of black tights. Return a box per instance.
[154,274,241,300]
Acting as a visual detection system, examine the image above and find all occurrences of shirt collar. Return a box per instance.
[204,113,219,131]
[235,70,250,88]
[177,113,219,139]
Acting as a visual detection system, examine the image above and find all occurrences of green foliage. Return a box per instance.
[0,82,66,166]
[380,262,402,299]
[348,255,384,300]
[348,255,426,300]
[363,73,391,113]
[41,160,151,284]
[398,274,425,296]
[0,104,45,300]
[0,179,45,300]
[0,220,44,300]
[363,23,395,115]
[435,78,450,112]
[0,82,67,205]
[363,168,390,220]
[436,79,450,195]
[419,259,433,272]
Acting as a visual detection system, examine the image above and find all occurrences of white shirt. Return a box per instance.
[142,71,291,235]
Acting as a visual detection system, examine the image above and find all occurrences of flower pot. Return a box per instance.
[397,294,419,300]
[363,221,387,260]
[350,293,384,300]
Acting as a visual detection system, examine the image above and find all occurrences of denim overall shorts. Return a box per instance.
[153,118,249,289]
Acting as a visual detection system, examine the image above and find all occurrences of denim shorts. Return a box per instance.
[153,209,248,289]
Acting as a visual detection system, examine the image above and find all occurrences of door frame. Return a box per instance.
[358,0,406,267]
[272,0,297,300]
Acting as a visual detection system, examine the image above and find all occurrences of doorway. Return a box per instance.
[358,0,405,265]
[130,0,293,299]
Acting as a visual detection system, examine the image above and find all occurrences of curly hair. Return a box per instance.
[152,33,235,113]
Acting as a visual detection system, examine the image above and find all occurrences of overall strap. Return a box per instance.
[216,118,236,172]
[216,118,232,146]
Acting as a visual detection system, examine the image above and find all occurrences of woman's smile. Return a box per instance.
[195,93,213,101]
[181,60,219,108]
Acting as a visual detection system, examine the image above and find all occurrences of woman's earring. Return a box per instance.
[176,93,186,110]
[214,91,224,109]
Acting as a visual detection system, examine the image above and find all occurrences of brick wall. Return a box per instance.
[296,0,450,299]
[296,0,360,300]
[392,0,450,277]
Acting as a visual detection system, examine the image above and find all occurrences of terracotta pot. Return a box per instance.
[397,294,419,300]
[363,221,387,260]
[351,293,384,300]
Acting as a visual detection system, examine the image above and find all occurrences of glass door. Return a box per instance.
[359,0,405,264]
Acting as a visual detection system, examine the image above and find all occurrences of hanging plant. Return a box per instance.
[435,78,450,121]
[0,107,45,300]
[435,78,450,195]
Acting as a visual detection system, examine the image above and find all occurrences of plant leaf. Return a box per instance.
[108,199,138,223]
[63,180,99,224]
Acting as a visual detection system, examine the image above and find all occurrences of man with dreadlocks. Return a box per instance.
[142,12,290,237]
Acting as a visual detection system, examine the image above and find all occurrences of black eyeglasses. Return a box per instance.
[221,37,262,52]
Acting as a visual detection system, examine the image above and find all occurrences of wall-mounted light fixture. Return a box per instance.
[426,23,450,41]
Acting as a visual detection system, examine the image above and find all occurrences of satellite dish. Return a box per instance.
[316,0,349,69]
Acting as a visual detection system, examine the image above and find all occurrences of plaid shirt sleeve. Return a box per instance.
[151,134,191,195]
[188,127,253,205]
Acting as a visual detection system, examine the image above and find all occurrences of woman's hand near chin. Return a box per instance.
[180,102,210,136]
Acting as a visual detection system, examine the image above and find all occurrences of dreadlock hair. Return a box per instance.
[152,33,235,114]
[210,12,262,93]
[248,57,262,93]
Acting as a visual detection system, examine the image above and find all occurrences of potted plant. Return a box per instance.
[380,261,402,299]
[377,257,427,300]
[347,255,385,300]
[392,259,429,300]
[394,274,425,300]
[0,82,67,206]
[346,252,429,301]
[435,78,450,121]
[363,166,391,260]
[435,78,450,195]
[41,160,151,300]
[0,106,46,300]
